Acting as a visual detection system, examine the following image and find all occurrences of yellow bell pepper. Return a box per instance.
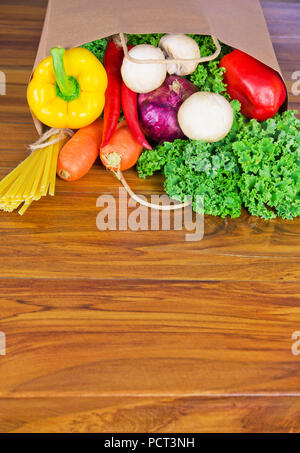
[27,46,108,129]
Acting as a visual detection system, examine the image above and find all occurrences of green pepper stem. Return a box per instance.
[50,46,77,97]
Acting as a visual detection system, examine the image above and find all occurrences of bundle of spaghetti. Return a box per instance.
[0,129,72,215]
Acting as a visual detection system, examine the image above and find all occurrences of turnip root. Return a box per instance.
[121,44,167,93]
[159,34,200,76]
[178,92,234,142]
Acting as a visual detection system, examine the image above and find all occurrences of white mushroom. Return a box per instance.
[121,44,167,93]
[159,34,200,76]
[178,92,234,142]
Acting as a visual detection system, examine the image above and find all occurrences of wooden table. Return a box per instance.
[0,0,299,433]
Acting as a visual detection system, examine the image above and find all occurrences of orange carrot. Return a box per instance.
[57,118,104,181]
[100,120,143,172]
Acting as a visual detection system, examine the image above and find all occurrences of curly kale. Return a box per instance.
[138,103,300,220]
[81,38,108,63]
[126,33,164,47]
[233,110,300,219]
[189,61,228,97]
[187,35,232,96]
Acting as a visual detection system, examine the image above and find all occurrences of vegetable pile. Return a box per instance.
[0,31,298,220]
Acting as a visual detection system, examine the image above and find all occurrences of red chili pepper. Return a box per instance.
[220,50,286,122]
[121,81,152,150]
[101,41,124,147]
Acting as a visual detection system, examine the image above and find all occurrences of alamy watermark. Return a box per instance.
[0,71,6,96]
[291,331,300,356]
[96,188,204,242]
[0,331,6,356]
[291,71,300,96]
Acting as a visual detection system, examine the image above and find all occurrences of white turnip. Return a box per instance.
[159,34,200,76]
[121,44,167,93]
[178,92,234,142]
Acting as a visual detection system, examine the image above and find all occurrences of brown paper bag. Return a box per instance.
[31,0,282,134]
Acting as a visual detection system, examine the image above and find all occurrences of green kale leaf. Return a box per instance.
[126,34,164,47]
[81,38,108,63]
[233,110,300,219]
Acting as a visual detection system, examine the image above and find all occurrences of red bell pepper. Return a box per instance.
[220,50,286,121]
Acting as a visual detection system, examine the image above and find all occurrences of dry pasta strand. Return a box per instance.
[49,141,63,196]
[0,130,70,215]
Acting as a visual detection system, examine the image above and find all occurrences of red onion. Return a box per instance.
[138,75,198,143]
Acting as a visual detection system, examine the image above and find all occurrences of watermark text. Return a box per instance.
[96,188,204,242]
[291,331,300,356]
[0,331,6,356]
[0,71,6,95]
[291,71,300,96]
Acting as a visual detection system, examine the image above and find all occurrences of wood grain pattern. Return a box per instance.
[0,0,300,433]
[1,397,300,433]
[0,280,300,398]
[0,0,47,68]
